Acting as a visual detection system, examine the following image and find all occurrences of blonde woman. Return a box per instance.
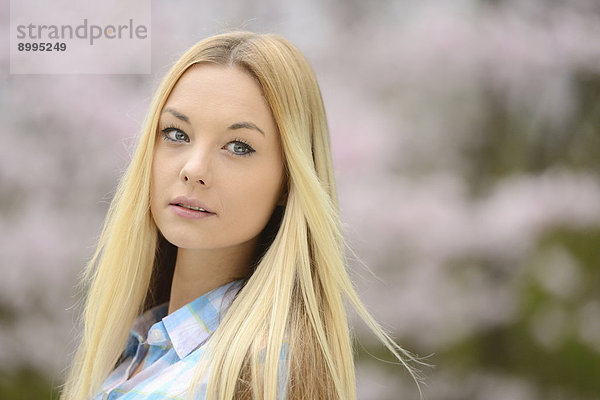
[61,31,421,400]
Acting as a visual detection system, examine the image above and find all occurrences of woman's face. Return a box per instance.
[150,64,284,254]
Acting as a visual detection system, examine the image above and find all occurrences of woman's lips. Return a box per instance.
[174,203,209,212]
[169,195,214,212]
[169,204,215,219]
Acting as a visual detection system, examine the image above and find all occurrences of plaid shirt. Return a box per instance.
[95,279,287,400]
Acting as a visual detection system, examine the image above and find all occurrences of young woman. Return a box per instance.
[61,31,420,400]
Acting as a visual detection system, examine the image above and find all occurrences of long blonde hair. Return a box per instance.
[61,31,421,400]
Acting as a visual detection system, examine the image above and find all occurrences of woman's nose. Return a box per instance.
[179,148,212,186]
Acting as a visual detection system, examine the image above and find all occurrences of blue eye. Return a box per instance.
[225,140,255,156]
[161,127,189,143]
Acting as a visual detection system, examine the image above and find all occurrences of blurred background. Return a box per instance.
[1,0,600,399]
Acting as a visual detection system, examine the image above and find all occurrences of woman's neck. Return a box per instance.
[167,238,257,315]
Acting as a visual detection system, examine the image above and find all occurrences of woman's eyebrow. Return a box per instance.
[161,107,190,124]
[162,107,264,136]
[228,122,265,136]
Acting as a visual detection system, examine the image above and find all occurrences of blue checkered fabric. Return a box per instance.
[94,279,287,399]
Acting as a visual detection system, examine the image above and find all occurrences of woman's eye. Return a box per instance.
[161,128,189,142]
[225,141,255,156]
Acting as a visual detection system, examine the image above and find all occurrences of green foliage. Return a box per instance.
[0,368,59,400]
[440,227,600,398]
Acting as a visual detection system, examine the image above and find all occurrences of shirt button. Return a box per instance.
[150,329,164,342]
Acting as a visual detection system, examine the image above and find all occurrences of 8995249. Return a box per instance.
[17,42,67,51]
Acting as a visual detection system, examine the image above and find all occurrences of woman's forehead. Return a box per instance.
[162,65,269,115]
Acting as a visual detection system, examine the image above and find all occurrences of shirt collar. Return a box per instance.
[124,303,169,359]
[159,279,244,359]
